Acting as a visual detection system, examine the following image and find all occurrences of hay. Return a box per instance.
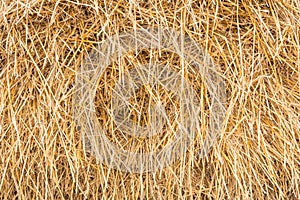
[0,0,299,199]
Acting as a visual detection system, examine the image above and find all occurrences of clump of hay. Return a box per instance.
[0,0,299,199]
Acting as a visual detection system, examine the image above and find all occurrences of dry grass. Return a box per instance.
[0,0,300,199]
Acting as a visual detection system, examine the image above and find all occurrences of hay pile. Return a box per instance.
[0,0,299,199]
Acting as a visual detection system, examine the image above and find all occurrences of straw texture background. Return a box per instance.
[0,0,299,199]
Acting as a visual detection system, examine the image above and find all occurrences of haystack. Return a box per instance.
[0,0,299,199]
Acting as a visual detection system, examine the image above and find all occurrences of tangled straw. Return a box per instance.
[73,27,226,173]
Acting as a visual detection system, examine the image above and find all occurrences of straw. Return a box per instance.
[0,0,299,199]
